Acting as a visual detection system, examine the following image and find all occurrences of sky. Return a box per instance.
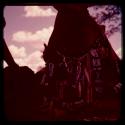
[3,6,122,73]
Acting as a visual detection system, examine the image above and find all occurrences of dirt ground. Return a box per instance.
[38,98,121,121]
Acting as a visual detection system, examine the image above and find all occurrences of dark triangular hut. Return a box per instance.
[42,4,121,104]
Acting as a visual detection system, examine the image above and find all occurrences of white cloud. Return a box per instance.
[25,51,42,64]
[5,44,45,73]
[14,58,26,66]
[4,45,27,68]
[8,45,27,58]
[25,51,45,73]
[14,52,45,73]
[12,26,53,44]
[14,50,45,73]
[24,6,56,17]
[30,42,45,51]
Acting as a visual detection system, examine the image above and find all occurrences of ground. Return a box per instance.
[39,98,121,121]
